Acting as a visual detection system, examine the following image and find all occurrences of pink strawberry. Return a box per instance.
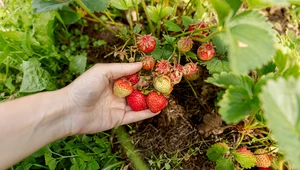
[169,64,184,85]
[153,75,172,94]
[141,55,155,70]
[188,21,210,38]
[183,63,199,81]
[155,60,171,75]
[137,34,156,53]
[113,78,133,97]
[125,73,139,85]
[126,90,147,111]
[146,91,168,113]
[177,37,193,53]
[197,42,215,61]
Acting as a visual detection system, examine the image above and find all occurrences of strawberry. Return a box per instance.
[197,42,215,61]
[141,55,155,70]
[137,34,156,53]
[146,91,168,113]
[254,149,271,168]
[155,60,171,75]
[125,73,139,85]
[177,37,193,53]
[126,90,147,111]
[188,21,210,39]
[153,75,172,95]
[234,147,256,169]
[183,63,199,81]
[258,168,272,170]
[113,78,133,97]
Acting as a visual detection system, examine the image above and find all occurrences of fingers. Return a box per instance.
[121,109,160,125]
[96,62,142,80]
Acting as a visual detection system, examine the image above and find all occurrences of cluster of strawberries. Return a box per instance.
[236,147,273,169]
[113,22,216,113]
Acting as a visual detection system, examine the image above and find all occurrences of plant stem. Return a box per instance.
[174,25,218,38]
[184,77,198,98]
[157,19,161,38]
[177,0,193,19]
[234,131,245,150]
[75,0,117,35]
[191,28,225,42]
[104,11,122,32]
[135,0,139,23]
[141,0,155,35]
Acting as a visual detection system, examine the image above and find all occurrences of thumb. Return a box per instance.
[96,62,142,80]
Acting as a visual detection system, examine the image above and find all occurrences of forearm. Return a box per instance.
[0,89,71,169]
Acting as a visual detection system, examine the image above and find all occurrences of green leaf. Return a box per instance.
[44,153,57,170]
[259,77,300,169]
[147,5,173,23]
[225,0,242,15]
[164,20,182,32]
[247,0,289,8]
[5,77,15,92]
[186,51,197,60]
[58,6,80,25]
[233,151,256,169]
[210,0,232,25]
[212,32,230,55]
[110,0,134,10]
[0,31,40,46]
[32,0,73,13]
[203,58,230,74]
[0,35,10,64]
[215,158,235,170]
[162,34,176,46]
[133,24,142,34]
[218,86,259,124]
[182,16,194,29]
[69,55,87,74]
[227,10,276,73]
[206,143,229,162]
[82,0,110,12]
[274,48,300,78]
[87,160,100,170]
[205,72,254,95]
[21,32,33,57]
[20,60,55,93]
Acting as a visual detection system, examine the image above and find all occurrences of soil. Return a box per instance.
[78,6,296,169]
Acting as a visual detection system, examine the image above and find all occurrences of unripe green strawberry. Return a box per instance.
[177,37,193,53]
[146,91,168,113]
[155,60,171,75]
[137,34,156,53]
[254,149,271,168]
[126,90,147,111]
[113,78,133,97]
[141,55,155,70]
[125,73,139,85]
[234,147,256,169]
[183,63,199,81]
[153,75,172,94]
[197,42,215,61]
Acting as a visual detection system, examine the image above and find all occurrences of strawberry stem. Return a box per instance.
[75,0,117,35]
[141,0,155,35]
[184,77,198,98]
[174,25,218,38]
[191,27,225,42]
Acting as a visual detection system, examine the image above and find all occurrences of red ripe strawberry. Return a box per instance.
[146,91,168,113]
[141,55,155,70]
[153,75,172,94]
[177,37,193,53]
[188,21,210,38]
[155,60,171,75]
[126,90,147,111]
[258,168,272,170]
[197,42,215,61]
[254,149,272,168]
[113,78,133,97]
[183,63,199,81]
[125,73,139,85]
[137,34,156,53]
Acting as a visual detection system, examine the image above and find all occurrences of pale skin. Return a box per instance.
[0,62,157,169]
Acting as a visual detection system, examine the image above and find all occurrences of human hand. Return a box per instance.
[63,62,156,135]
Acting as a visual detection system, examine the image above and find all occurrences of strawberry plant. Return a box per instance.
[2,0,300,169]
